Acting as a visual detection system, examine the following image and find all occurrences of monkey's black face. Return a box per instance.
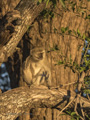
[30,47,45,61]
[34,52,43,61]
[38,53,43,58]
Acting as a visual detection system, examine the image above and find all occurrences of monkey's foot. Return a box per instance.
[30,85,48,89]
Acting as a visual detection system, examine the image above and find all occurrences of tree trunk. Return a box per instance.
[0,0,90,120]
[24,0,90,120]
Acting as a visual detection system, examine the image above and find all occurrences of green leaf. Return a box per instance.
[58,61,63,65]
[71,3,76,12]
[61,27,65,33]
[39,0,42,3]
[61,27,68,33]
[86,15,90,19]
[54,45,59,50]
[86,114,90,120]
[46,0,49,6]
[79,67,84,73]
[77,29,81,36]
[87,37,90,42]
[71,112,76,116]
[59,0,66,8]
[65,27,68,31]
[82,34,86,39]
[77,117,80,120]
[66,110,71,114]
[73,30,76,35]
[86,54,90,57]
[51,45,59,51]
[71,118,75,120]
[70,55,72,64]
[54,27,57,33]
[49,11,55,18]
[68,30,72,34]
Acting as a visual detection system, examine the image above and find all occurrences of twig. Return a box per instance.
[74,95,85,120]
[74,72,86,120]
[80,100,85,120]
[87,94,90,100]
[50,81,77,90]
[58,97,75,117]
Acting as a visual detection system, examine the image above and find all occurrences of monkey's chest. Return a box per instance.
[32,62,43,75]
[23,60,47,85]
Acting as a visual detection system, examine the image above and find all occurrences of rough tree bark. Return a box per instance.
[0,0,90,120]
[0,86,90,120]
[0,0,46,65]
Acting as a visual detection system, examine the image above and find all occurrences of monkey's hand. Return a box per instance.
[43,71,49,80]
[31,69,51,89]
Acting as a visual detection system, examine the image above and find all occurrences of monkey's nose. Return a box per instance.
[38,53,43,58]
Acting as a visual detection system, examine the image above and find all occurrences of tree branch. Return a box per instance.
[0,86,90,120]
[0,0,46,64]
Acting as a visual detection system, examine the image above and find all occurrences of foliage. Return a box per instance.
[40,9,55,18]
[66,110,80,120]
[38,0,65,8]
[61,27,68,33]
[82,76,90,94]
[38,0,66,19]
[50,44,59,51]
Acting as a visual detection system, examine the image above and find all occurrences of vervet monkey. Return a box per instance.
[22,47,51,88]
